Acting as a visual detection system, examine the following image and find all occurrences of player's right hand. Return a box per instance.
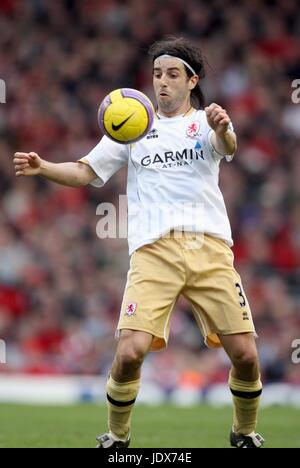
[13,152,42,177]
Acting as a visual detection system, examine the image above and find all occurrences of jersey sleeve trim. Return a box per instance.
[78,157,105,187]
[208,128,235,163]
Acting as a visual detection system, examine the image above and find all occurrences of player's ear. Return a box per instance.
[188,75,199,91]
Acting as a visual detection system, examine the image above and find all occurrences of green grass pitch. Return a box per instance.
[0,404,299,448]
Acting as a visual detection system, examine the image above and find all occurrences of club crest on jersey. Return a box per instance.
[186,121,201,139]
[125,303,137,317]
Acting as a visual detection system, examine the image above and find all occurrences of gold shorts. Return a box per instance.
[117,232,255,351]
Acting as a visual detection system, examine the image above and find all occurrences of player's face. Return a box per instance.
[153,57,195,115]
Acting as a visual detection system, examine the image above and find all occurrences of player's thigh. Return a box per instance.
[118,239,185,350]
[187,270,254,334]
[183,237,255,347]
[122,240,185,309]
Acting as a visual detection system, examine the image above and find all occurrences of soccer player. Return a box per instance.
[13,37,265,448]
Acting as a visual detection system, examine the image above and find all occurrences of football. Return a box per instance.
[98,88,155,144]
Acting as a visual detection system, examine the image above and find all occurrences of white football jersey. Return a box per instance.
[81,109,235,255]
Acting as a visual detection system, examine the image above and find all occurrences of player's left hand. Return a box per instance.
[205,103,231,135]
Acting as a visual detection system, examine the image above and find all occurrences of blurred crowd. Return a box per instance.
[0,0,300,390]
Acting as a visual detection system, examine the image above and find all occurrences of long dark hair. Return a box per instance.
[148,36,206,109]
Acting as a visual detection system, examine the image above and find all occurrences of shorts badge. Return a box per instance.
[125,303,137,317]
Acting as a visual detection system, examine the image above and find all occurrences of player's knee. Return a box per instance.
[116,344,146,371]
[231,349,258,370]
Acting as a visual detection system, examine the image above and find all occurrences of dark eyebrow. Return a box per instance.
[153,67,181,72]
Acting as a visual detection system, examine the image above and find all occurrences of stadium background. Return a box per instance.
[0,0,300,414]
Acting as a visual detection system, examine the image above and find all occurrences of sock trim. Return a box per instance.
[230,388,262,399]
[107,393,136,407]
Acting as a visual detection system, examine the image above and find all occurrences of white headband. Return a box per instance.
[156,54,197,76]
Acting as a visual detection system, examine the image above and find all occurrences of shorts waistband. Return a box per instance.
[162,230,204,240]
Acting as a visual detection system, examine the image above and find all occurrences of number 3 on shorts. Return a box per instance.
[235,283,247,307]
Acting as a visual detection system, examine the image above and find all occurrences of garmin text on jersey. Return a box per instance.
[141,148,205,168]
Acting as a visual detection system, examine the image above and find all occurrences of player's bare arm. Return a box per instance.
[205,103,237,156]
[13,152,97,187]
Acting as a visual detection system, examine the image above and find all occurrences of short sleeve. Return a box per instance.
[201,113,235,163]
[78,136,129,187]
